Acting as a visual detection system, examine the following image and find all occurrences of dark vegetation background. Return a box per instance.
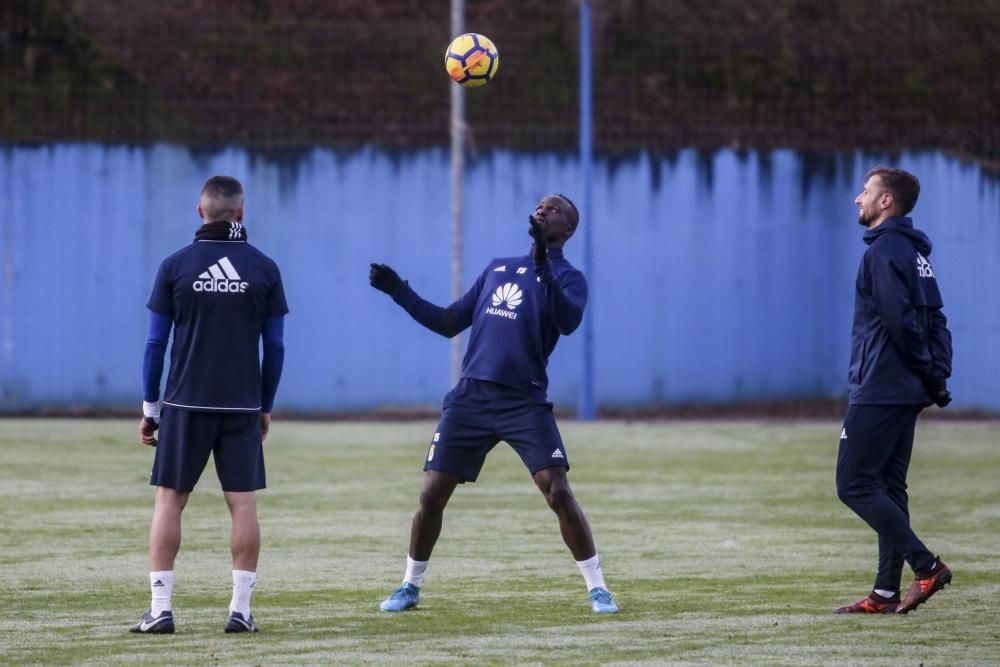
[1,0,997,167]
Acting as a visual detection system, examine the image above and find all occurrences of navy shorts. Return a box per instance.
[424,379,569,483]
[151,407,265,493]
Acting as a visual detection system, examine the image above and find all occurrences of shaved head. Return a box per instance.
[199,176,244,223]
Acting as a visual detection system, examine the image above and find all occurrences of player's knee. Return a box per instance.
[418,488,450,515]
[836,474,865,507]
[835,464,852,500]
[156,486,190,511]
[544,483,575,512]
[835,473,849,502]
[836,483,851,506]
[224,490,257,513]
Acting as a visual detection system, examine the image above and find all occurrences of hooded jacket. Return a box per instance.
[848,216,952,405]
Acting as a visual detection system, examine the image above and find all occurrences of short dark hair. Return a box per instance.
[201,175,243,200]
[200,176,244,222]
[864,166,920,216]
[555,193,579,225]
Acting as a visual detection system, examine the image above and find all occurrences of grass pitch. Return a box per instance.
[0,418,998,665]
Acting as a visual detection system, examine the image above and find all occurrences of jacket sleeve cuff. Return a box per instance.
[142,400,162,422]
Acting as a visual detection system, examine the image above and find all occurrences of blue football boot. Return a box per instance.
[589,587,619,613]
[380,582,420,612]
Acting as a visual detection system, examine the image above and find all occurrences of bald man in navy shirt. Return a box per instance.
[132,176,287,634]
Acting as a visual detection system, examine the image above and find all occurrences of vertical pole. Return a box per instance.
[578,0,595,420]
[450,0,465,385]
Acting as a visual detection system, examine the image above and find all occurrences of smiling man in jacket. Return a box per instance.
[835,167,953,615]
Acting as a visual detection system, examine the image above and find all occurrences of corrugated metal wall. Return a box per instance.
[1,145,996,411]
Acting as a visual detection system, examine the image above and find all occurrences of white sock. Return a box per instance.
[576,554,607,592]
[150,570,173,616]
[873,588,897,599]
[229,570,256,618]
[403,556,428,588]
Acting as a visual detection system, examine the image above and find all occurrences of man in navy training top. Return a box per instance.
[835,167,953,615]
[369,194,618,614]
[132,176,288,634]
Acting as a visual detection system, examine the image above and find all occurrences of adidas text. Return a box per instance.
[193,279,248,293]
[194,257,247,293]
[917,253,935,278]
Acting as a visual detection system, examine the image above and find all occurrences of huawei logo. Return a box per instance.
[492,283,523,310]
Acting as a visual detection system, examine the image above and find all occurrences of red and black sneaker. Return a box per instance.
[835,592,900,614]
[896,558,952,614]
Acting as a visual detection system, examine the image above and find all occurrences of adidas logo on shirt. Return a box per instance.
[485,283,523,320]
[192,256,249,293]
[840,428,847,440]
[916,253,935,278]
[551,449,564,459]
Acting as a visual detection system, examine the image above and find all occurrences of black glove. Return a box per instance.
[528,215,547,266]
[369,262,404,296]
[923,377,952,408]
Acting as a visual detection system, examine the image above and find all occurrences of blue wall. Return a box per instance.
[0,145,997,411]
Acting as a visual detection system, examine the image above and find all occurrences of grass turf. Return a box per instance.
[0,418,998,665]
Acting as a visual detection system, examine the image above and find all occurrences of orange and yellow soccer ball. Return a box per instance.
[444,33,499,87]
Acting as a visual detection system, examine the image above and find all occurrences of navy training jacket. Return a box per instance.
[848,216,952,405]
[389,247,586,398]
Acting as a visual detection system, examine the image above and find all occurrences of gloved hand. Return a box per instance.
[923,377,952,408]
[528,215,547,266]
[369,263,404,295]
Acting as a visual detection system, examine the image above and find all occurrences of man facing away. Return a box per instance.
[835,166,953,615]
[132,176,288,633]
[369,194,618,614]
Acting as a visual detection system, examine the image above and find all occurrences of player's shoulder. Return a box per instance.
[553,254,581,271]
[243,242,281,268]
[221,243,283,280]
[867,231,917,265]
[552,255,584,280]
[158,243,198,270]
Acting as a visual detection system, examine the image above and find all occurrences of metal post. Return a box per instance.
[450,0,465,385]
[578,0,595,420]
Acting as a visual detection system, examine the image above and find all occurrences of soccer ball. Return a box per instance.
[444,33,499,87]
